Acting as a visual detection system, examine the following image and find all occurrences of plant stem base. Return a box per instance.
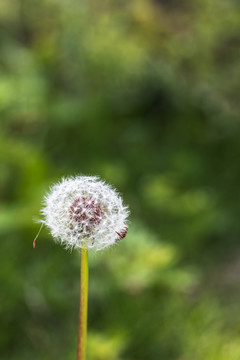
[77,249,88,360]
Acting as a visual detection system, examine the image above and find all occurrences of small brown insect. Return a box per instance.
[115,225,128,242]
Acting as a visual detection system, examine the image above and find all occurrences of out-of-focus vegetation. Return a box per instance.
[1,0,240,359]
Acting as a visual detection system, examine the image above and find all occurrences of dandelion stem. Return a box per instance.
[77,248,88,360]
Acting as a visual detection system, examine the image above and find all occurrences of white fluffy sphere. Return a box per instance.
[41,176,129,250]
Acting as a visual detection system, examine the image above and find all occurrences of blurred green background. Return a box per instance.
[1,0,240,359]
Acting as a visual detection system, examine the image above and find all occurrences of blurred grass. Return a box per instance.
[1,0,240,359]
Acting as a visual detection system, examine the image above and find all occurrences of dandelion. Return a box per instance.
[38,176,129,360]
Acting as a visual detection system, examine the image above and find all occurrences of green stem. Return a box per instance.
[77,248,88,360]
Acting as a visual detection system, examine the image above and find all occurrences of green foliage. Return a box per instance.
[1,0,240,359]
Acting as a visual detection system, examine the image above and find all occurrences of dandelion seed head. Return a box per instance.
[41,176,129,250]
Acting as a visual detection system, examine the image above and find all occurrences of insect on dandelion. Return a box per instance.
[35,176,129,360]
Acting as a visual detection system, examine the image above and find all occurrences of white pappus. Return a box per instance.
[41,176,129,251]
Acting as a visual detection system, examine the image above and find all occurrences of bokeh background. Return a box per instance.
[1,0,240,359]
